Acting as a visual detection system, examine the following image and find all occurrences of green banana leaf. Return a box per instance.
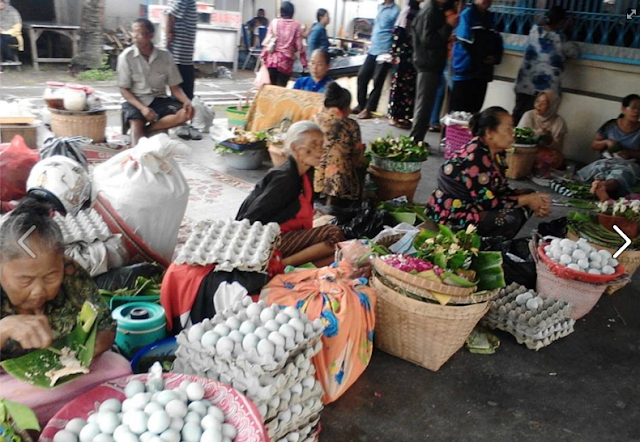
[0,302,98,389]
[0,400,40,432]
[390,211,417,225]
[442,271,478,288]
[472,251,506,291]
[413,229,437,248]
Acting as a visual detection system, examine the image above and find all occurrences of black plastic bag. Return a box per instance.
[340,199,388,239]
[94,263,163,291]
[537,217,568,238]
[482,236,537,289]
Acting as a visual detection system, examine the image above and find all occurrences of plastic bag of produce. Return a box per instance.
[0,135,40,212]
[91,134,190,264]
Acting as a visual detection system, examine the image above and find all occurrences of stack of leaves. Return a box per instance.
[98,275,161,304]
[568,211,640,249]
[369,133,429,162]
[514,127,540,145]
[377,201,427,225]
[0,400,40,442]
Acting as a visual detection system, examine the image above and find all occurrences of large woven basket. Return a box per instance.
[505,145,538,180]
[50,109,107,142]
[372,276,489,371]
[566,230,640,295]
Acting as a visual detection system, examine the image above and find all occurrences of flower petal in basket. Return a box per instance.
[537,243,627,284]
[374,257,476,297]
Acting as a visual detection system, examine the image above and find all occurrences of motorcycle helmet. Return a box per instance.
[26,155,91,215]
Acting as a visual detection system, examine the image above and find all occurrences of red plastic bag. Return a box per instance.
[0,135,40,211]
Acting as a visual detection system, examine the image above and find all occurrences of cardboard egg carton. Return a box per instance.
[266,400,323,441]
[174,218,280,272]
[260,376,324,421]
[276,418,320,442]
[53,208,112,244]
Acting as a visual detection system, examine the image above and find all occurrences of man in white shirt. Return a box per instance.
[117,18,194,147]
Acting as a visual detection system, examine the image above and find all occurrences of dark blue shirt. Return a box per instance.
[292,76,334,93]
[307,22,329,60]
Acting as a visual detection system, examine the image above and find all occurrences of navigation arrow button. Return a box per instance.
[612,225,631,259]
[18,225,37,259]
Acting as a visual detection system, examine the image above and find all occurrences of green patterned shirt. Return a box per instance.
[0,259,115,361]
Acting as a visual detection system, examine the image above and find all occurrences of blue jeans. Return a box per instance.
[430,63,452,126]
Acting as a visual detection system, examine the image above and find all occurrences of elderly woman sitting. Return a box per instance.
[517,90,568,177]
[292,49,333,93]
[427,107,552,239]
[0,198,132,424]
[236,121,345,267]
[578,94,640,200]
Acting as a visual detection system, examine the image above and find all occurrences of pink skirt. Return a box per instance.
[0,351,132,426]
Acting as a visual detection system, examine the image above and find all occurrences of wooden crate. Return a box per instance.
[0,123,39,149]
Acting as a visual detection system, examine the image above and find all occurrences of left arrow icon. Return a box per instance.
[18,225,37,259]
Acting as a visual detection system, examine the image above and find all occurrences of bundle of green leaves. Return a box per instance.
[369,133,429,162]
[514,127,540,145]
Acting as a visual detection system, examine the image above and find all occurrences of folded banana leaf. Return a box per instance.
[0,302,98,389]
[472,251,506,291]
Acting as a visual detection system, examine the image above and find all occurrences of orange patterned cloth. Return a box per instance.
[263,261,376,403]
[245,85,325,132]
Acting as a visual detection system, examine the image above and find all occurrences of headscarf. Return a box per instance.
[520,89,567,143]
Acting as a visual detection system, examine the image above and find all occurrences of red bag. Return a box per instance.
[0,135,40,212]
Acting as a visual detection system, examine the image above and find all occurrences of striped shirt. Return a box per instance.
[166,0,197,65]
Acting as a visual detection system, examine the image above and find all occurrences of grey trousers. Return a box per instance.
[410,71,442,142]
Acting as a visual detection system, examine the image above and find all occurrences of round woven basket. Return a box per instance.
[370,155,424,173]
[505,145,538,180]
[50,109,107,142]
[372,276,489,372]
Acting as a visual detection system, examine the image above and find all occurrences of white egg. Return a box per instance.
[242,333,260,351]
[212,324,230,337]
[253,326,269,340]
[188,401,208,416]
[561,246,574,255]
[184,411,202,423]
[113,425,131,440]
[148,410,171,434]
[155,390,177,406]
[121,399,134,413]
[552,250,563,260]
[169,417,184,431]
[290,383,303,395]
[245,303,262,319]
[550,238,561,246]
[267,331,285,348]
[571,250,586,261]
[186,382,206,401]
[160,429,181,442]
[165,400,188,419]
[526,298,539,310]
[260,308,276,323]
[79,423,101,442]
[97,411,120,435]
[200,428,223,442]
[119,433,139,442]
[577,241,591,252]
[65,418,87,435]
[145,402,165,415]
[264,319,280,332]
[275,312,290,324]
[279,323,296,339]
[149,437,163,442]
[312,318,324,331]
[100,399,122,413]
[129,411,149,435]
[54,430,78,442]
[609,258,619,267]
[302,376,315,389]
[559,238,575,248]
[239,320,256,335]
[515,292,532,305]
[283,306,300,319]
[207,407,225,423]
[140,432,154,442]
[544,245,551,254]
[201,415,223,431]
[221,424,237,440]
[201,331,220,348]
[590,260,602,269]
[578,259,589,269]
[288,318,305,332]
[188,324,205,343]
[598,249,612,260]
[588,269,601,275]
[181,422,202,442]
[257,339,275,357]
[279,410,292,423]
[225,317,241,330]
[602,265,615,275]
[228,330,244,343]
[590,252,602,261]
[174,388,188,403]
[179,380,191,390]
[93,435,114,442]
[567,263,581,271]
[216,336,235,355]
[130,393,152,410]
[85,413,97,424]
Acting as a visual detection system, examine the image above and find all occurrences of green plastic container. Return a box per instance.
[226,105,250,129]
[112,302,166,358]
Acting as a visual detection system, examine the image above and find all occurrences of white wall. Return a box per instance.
[104,0,141,30]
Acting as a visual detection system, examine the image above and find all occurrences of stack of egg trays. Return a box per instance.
[174,218,281,273]
[482,283,576,351]
[53,209,112,244]
[275,418,321,442]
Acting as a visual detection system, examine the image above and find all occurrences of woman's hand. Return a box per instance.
[518,193,552,217]
[0,315,53,350]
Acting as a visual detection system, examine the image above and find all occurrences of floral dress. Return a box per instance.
[313,112,366,200]
[387,26,416,121]
[427,139,530,239]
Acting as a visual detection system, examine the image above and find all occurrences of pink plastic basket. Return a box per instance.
[444,124,473,159]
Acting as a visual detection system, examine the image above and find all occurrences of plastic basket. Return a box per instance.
[226,105,251,129]
[444,124,473,159]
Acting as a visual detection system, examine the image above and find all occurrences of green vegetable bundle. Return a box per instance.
[370,133,429,162]
[514,127,540,145]
[98,275,162,304]
[568,211,639,248]
[0,400,40,442]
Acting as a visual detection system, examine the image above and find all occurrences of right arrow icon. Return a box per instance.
[613,225,631,259]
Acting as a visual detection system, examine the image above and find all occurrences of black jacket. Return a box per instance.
[411,0,453,73]
[236,156,310,224]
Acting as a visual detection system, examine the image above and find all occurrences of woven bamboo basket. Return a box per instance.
[372,276,489,371]
[567,230,640,295]
[50,110,107,142]
[505,145,538,180]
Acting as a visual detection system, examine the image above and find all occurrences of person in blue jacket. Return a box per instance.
[450,0,503,113]
[307,8,330,60]
[293,49,333,93]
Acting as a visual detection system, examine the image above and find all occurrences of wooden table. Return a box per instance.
[25,23,80,71]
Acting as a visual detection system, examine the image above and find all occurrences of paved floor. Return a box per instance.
[2,69,638,442]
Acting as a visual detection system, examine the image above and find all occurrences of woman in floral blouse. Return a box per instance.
[426,107,552,238]
[314,82,366,205]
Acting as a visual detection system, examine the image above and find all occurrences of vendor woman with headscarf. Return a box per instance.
[236,121,345,267]
[517,89,568,177]
[0,198,132,424]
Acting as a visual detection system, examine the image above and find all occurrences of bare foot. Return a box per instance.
[590,180,610,201]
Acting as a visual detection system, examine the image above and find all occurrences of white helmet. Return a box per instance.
[26,155,91,215]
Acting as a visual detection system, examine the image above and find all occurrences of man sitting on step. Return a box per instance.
[117,18,194,147]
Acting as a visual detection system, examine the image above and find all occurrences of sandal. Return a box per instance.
[428,125,442,133]
[389,119,412,130]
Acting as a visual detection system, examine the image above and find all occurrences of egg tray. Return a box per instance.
[483,317,574,351]
[260,378,324,422]
[53,208,113,244]
[174,219,280,272]
[266,400,324,441]
[276,418,321,442]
